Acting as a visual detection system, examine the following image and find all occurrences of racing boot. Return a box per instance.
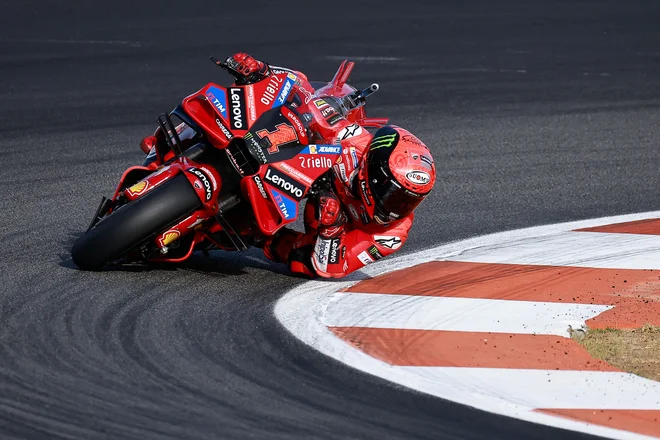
[262,228,316,278]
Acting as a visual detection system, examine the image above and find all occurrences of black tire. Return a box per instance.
[71,174,202,271]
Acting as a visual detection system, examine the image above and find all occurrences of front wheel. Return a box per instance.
[71,174,202,271]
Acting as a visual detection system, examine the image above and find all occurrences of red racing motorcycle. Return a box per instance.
[71,57,388,270]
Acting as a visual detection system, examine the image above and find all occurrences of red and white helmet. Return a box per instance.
[356,126,436,224]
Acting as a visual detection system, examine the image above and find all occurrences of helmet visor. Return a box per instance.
[369,177,424,223]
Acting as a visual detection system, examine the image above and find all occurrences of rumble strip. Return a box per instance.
[275,211,660,440]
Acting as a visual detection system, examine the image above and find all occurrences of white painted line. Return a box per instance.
[324,55,403,62]
[325,293,611,337]
[275,210,660,440]
[277,288,657,440]
[0,38,142,47]
[402,368,660,410]
[450,231,660,270]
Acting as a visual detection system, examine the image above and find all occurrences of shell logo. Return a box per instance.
[126,181,149,196]
[159,230,180,247]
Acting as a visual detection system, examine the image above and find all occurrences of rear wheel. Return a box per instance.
[71,174,202,271]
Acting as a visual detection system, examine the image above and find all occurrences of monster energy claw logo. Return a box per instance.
[369,133,397,150]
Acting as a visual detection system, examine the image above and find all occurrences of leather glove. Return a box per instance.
[223,52,270,84]
[317,190,347,239]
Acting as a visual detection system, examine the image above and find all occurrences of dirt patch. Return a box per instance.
[572,324,660,381]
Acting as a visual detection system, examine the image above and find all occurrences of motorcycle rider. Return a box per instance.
[223,53,436,278]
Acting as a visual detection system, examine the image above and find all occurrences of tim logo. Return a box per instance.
[205,86,228,120]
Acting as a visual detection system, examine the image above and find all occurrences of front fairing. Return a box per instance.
[240,102,342,235]
[179,71,352,236]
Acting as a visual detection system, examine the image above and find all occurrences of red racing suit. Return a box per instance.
[256,64,414,279]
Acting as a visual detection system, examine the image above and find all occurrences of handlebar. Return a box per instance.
[362,83,379,98]
[338,83,379,115]
[211,55,379,115]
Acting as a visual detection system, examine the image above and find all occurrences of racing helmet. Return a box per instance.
[356,126,436,224]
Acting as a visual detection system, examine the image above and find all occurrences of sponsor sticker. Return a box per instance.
[299,85,313,104]
[274,162,314,186]
[274,75,296,108]
[187,168,213,201]
[326,113,343,126]
[263,166,305,200]
[299,155,333,169]
[300,144,342,155]
[187,218,204,229]
[360,180,371,205]
[337,124,363,141]
[350,147,359,167]
[269,188,297,220]
[205,86,228,120]
[261,75,284,106]
[229,87,247,130]
[245,85,257,124]
[357,250,375,266]
[328,238,341,265]
[225,149,245,174]
[253,175,268,199]
[406,170,431,185]
[199,166,217,190]
[282,107,307,141]
[374,235,402,250]
[126,180,149,197]
[368,245,384,260]
[347,204,360,221]
[270,66,293,75]
[314,237,333,272]
[159,230,180,247]
[313,99,329,109]
[244,132,268,164]
[336,162,348,181]
[215,118,233,141]
[370,133,398,150]
[321,106,335,118]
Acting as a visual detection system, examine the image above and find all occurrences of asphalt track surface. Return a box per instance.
[1,1,660,439]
